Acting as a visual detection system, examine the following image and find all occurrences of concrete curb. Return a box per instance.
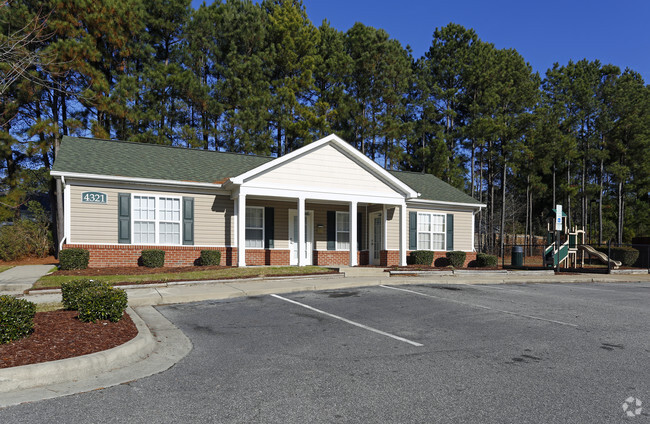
[0,306,192,409]
[24,272,345,295]
[0,307,154,394]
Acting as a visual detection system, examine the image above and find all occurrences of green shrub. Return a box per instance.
[594,246,640,267]
[409,250,434,266]
[59,248,90,270]
[200,250,221,266]
[141,249,165,268]
[61,279,105,310]
[77,284,128,323]
[0,295,36,344]
[476,253,498,267]
[446,251,466,268]
[0,202,53,261]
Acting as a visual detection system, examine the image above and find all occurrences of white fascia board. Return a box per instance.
[241,181,405,200]
[229,134,418,198]
[407,198,486,209]
[50,171,222,189]
[239,186,405,205]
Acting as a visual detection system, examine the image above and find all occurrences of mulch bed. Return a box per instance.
[0,310,137,369]
[51,265,231,276]
[0,256,58,266]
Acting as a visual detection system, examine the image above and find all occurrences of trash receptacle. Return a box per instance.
[511,246,524,267]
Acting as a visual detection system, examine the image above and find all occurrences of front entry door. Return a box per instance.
[369,212,382,265]
[289,210,313,265]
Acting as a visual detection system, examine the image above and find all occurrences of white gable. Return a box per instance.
[229,134,418,203]
[246,143,402,195]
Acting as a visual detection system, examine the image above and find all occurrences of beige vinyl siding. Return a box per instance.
[69,185,233,245]
[247,199,294,249]
[310,203,348,251]
[246,144,400,196]
[385,206,400,250]
[406,205,474,252]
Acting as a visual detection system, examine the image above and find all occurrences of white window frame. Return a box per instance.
[131,194,183,246]
[335,211,350,251]
[417,212,446,251]
[245,206,265,249]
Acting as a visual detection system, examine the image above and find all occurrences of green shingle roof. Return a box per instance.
[389,170,482,205]
[52,136,273,183]
[53,136,482,206]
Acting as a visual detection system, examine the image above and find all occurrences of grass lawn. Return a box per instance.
[33,266,334,289]
[0,265,13,273]
[36,302,64,312]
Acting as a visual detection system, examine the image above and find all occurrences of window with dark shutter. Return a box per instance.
[409,211,417,250]
[446,213,454,251]
[182,197,194,245]
[264,207,274,249]
[327,211,336,250]
[118,193,131,244]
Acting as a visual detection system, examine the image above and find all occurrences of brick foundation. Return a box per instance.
[380,250,400,266]
[62,245,378,268]
[63,244,236,268]
[245,249,291,266]
[313,250,369,266]
[407,251,478,267]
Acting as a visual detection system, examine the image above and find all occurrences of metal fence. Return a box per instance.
[480,242,650,272]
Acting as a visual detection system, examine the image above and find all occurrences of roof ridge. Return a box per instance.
[62,135,275,160]
[389,169,443,179]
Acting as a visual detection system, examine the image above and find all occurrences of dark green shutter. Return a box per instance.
[264,207,274,249]
[357,212,362,250]
[118,193,130,244]
[183,197,194,245]
[446,213,454,251]
[409,211,417,250]
[327,211,336,250]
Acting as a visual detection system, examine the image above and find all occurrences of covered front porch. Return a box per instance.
[225,134,419,267]
[234,193,407,267]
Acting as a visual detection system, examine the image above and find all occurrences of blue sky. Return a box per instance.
[193,0,650,82]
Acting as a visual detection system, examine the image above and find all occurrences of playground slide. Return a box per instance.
[578,245,622,269]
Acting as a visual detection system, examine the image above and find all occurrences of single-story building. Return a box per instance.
[51,134,484,268]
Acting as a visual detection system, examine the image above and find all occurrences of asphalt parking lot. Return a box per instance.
[2,281,649,423]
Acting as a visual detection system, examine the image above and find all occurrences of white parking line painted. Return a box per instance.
[379,285,578,328]
[270,294,424,347]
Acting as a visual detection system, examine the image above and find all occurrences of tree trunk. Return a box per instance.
[617,180,623,245]
[500,159,507,258]
[470,140,475,198]
[552,163,556,206]
[525,174,530,256]
[598,159,603,245]
[566,160,571,230]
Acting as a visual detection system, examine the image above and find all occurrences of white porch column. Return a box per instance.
[237,193,247,267]
[399,202,407,266]
[350,201,358,266]
[297,196,305,266]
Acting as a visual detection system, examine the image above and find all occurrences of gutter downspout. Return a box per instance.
[58,176,66,252]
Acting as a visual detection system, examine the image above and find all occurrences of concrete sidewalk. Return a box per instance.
[0,265,54,295]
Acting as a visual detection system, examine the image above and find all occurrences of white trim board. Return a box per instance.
[51,171,223,189]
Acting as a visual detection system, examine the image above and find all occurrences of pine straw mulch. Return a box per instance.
[50,264,231,276]
[0,310,137,369]
[0,256,58,266]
